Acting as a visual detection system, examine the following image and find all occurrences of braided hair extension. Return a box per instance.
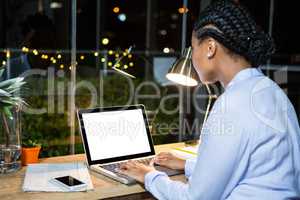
[193,0,275,67]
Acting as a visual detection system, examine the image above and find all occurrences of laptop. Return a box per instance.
[77,105,183,185]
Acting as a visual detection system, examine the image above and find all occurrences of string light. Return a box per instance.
[163,47,170,54]
[113,7,120,13]
[178,7,189,14]
[0,47,136,71]
[118,13,127,22]
[33,49,38,55]
[41,54,48,59]
[6,51,10,58]
[22,46,29,52]
[102,38,109,45]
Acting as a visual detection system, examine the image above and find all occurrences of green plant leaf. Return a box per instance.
[0,99,17,106]
[0,89,11,97]
[3,106,13,120]
[0,73,26,113]
[0,77,24,89]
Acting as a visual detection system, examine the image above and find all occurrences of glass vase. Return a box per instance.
[0,108,21,174]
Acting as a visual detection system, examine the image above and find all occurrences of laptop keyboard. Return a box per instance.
[100,157,183,183]
[101,158,152,172]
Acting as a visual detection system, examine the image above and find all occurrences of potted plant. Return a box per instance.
[21,139,41,166]
[0,67,26,173]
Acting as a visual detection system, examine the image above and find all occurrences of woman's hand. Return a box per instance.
[154,152,186,170]
[118,160,156,183]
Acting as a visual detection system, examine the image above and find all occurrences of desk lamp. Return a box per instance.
[166,47,217,124]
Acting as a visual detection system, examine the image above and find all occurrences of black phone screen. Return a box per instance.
[54,176,84,186]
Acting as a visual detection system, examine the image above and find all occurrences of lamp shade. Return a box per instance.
[166,47,199,86]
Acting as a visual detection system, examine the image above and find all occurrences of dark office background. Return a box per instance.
[1,0,300,63]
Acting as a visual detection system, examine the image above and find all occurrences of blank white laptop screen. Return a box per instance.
[81,109,152,161]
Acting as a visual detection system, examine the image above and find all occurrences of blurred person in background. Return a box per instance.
[3,13,56,79]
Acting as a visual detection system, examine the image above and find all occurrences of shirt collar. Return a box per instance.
[226,67,263,89]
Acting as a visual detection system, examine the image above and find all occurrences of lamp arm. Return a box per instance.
[203,84,218,123]
[203,96,211,124]
[205,83,212,96]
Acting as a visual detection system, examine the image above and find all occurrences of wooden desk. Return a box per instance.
[0,143,188,200]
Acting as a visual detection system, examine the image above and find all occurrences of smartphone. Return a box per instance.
[51,176,87,191]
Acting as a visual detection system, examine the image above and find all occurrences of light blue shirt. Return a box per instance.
[145,68,300,200]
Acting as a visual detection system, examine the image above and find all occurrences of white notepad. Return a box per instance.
[23,162,94,192]
[172,145,198,160]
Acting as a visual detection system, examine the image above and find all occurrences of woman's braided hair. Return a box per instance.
[193,0,275,67]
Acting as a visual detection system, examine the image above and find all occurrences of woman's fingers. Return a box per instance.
[156,152,167,159]
[120,160,144,170]
[156,152,171,158]
[120,161,134,170]
[149,158,155,166]
[156,154,173,160]
[155,158,169,166]
[156,157,168,161]
[119,164,128,171]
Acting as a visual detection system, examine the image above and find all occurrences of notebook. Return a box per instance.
[23,162,93,192]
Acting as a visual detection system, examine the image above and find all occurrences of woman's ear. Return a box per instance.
[206,38,217,59]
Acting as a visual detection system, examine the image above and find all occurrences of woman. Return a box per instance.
[119,0,300,199]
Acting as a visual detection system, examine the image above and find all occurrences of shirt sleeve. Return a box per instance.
[144,170,189,200]
[144,131,246,200]
[184,158,197,178]
[144,99,247,200]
